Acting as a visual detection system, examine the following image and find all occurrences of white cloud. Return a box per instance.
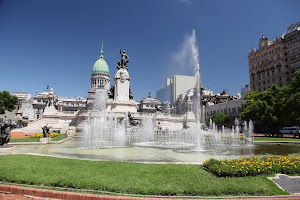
[178,0,192,6]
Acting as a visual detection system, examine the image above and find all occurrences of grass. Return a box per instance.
[0,155,289,196]
[51,134,67,141]
[10,134,67,143]
[254,137,300,142]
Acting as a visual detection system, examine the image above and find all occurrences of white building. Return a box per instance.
[156,75,196,104]
[138,92,161,113]
[205,98,242,122]
[13,92,31,110]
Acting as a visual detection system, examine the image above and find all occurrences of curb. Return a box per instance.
[1,184,300,200]
[9,136,72,145]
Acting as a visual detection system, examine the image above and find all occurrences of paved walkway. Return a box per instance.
[1,184,300,200]
[270,175,300,195]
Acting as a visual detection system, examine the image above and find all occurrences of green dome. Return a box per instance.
[92,45,109,74]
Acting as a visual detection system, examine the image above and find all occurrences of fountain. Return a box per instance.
[80,29,256,152]
[12,32,300,164]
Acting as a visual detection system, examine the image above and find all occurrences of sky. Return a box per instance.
[0,0,299,101]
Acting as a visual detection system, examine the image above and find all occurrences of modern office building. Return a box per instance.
[156,75,197,104]
[248,22,300,92]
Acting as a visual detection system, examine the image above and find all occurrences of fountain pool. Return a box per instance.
[14,137,300,164]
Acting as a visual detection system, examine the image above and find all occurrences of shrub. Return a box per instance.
[203,156,300,177]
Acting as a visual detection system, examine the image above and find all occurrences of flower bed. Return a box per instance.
[203,156,300,177]
[31,133,59,138]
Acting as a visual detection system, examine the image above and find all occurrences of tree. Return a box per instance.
[208,112,230,127]
[0,91,18,114]
[241,71,300,132]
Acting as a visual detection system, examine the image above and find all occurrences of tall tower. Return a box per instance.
[87,42,110,103]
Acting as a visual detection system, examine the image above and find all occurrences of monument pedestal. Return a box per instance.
[0,145,17,155]
[40,137,52,144]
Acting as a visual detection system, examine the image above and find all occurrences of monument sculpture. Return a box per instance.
[41,124,51,137]
[116,49,130,70]
[0,120,12,146]
[105,49,137,113]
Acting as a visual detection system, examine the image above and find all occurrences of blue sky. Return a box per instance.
[0,0,299,101]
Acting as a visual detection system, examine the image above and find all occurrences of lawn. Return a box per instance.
[0,155,289,196]
[10,134,67,143]
[254,137,300,142]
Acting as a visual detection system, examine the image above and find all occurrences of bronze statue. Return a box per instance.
[118,49,130,70]
[116,60,121,70]
[0,120,11,146]
[41,124,50,137]
[128,112,139,126]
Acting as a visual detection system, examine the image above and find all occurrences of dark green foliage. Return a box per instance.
[0,90,18,114]
[129,87,134,99]
[241,71,300,130]
[0,155,288,196]
[109,86,114,99]
[209,112,230,127]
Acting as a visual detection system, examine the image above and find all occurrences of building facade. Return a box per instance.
[26,88,87,120]
[13,92,31,110]
[156,75,197,104]
[138,92,162,113]
[248,22,300,92]
[283,22,300,83]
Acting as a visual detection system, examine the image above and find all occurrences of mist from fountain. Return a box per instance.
[83,90,127,148]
